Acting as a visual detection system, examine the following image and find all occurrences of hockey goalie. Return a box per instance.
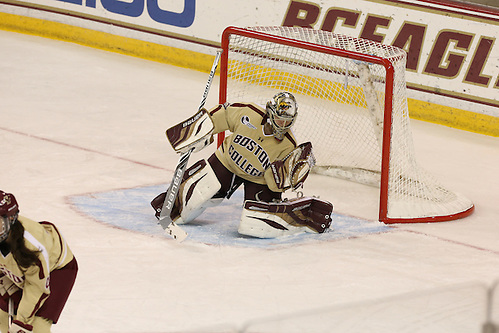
[151,92,333,238]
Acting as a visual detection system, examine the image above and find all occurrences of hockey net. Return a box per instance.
[218,26,474,223]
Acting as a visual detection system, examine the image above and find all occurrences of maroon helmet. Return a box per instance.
[0,191,19,242]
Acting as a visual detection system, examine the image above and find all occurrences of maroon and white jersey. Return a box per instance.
[0,216,74,326]
[208,102,297,186]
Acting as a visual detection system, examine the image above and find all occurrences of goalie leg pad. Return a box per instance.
[151,159,222,224]
[175,159,222,224]
[238,196,333,238]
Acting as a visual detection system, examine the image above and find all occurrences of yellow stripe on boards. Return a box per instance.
[0,12,214,72]
[409,99,499,137]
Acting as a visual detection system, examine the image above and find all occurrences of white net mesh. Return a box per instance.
[221,26,473,222]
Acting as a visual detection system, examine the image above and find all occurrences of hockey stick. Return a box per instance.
[8,297,13,329]
[158,50,222,242]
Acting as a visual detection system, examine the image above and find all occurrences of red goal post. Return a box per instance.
[217,26,474,224]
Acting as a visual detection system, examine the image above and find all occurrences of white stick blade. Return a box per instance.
[165,222,188,242]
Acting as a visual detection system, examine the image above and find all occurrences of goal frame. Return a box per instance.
[217,26,474,224]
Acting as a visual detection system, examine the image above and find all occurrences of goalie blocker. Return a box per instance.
[166,108,214,154]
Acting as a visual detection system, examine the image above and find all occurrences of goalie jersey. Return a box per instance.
[208,103,297,187]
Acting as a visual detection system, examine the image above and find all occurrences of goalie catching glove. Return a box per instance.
[166,108,214,154]
[264,142,315,192]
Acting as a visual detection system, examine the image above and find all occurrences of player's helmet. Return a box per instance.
[0,191,19,243]
[266,92,298,140]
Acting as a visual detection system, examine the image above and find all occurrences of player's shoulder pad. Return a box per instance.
[229,102,266,118]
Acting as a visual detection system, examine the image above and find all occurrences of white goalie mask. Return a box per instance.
[266,92,298,141]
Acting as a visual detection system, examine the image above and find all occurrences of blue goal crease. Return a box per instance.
[68,184,391,248]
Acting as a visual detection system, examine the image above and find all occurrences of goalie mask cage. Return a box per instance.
[218,26,474,224]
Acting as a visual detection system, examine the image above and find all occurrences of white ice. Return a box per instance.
[1,30,499,333]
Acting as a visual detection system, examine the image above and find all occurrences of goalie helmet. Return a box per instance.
[266,92,298,141]
[0,191,19,243]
